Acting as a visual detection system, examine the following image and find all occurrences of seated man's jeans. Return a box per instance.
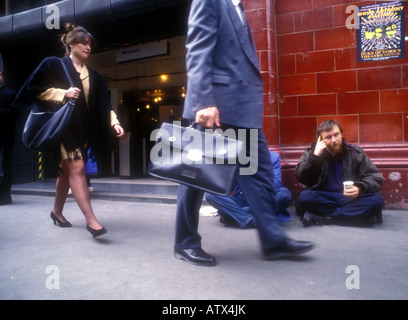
[296,190,384,224]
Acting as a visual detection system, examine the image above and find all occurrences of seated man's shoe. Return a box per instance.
[373,209,383,224]
[302,211,331,227]
[219,214,239,228]
[174,246,216,267]
[264,238,314,260]
[366,210,383,226]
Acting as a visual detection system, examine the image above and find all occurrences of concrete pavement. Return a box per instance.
[1,191,408,300]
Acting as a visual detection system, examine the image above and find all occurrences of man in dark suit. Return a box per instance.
[174,0,314,266]
[0,68,18,205]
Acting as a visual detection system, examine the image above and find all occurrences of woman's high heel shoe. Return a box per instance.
[50,211,72,228]
[87,225,107,239]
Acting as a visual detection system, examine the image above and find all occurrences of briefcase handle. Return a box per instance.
[188,122,223,137]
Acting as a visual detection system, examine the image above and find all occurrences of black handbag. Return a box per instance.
[148,122,244,195]
[22,59,75,152]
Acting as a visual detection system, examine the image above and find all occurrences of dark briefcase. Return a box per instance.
[148,122,244,195]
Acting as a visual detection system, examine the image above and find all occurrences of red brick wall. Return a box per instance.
[276,0,407,146]
[247,0,408,209]
[245,0,280,145]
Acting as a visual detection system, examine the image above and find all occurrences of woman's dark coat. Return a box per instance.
[17,56,114,159]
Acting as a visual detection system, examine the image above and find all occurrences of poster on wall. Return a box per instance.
[357,1,405,62]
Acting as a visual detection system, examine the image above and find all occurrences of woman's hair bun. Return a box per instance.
[60,22,72,45]
[64,22,75,33]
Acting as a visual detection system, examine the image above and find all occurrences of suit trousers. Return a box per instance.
[175,128,287,250]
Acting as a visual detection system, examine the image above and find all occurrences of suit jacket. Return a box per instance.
[183,0,264,129]
[0,85,18,145]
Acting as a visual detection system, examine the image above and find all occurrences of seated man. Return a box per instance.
[295,119,384,227]
[205,151,292,229]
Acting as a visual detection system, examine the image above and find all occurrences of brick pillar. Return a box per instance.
[245,0,279,146]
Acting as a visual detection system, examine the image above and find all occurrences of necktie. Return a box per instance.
[238,2,250,36]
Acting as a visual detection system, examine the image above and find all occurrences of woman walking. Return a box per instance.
[18,23,124,238]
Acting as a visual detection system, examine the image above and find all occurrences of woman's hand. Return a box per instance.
[113,124,125,138]
[65,87,81,100]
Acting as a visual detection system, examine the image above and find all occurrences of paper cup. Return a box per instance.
[343,181,354,190]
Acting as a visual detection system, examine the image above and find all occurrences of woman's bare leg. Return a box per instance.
[64,159,103,230]
[53,165,70,222]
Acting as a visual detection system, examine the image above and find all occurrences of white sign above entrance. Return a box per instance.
[116,40,169,63]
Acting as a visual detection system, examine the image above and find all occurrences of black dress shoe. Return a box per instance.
[264,238,314,260]
[302,211,331,227]
[174,246,216,267]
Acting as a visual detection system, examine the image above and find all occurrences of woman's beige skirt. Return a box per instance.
[60,144,84,161]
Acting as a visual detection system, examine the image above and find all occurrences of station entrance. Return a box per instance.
[87,36,188,179]
[114,86,185,178]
